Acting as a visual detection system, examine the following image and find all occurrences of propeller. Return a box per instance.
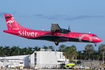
[68,25,71,41]
[68,25,71,32]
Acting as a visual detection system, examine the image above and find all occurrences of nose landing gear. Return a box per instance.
[95,43,97,46]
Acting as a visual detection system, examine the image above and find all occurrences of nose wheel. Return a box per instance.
[95,43,97,46]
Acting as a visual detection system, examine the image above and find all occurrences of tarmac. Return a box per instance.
[0,69,73,70]
[80,60,103,68]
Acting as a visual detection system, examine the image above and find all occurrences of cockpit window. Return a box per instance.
[92,35,98,37]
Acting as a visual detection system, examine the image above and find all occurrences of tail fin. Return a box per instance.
[4,14,24,30]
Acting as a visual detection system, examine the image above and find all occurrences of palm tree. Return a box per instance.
[48,46,54,51]
[80,54,82,59]
[3,46,11,56]
[10,46,20,56]
[92,55,95,60]
[82,54,88,60]
[98,44,105,52]
[0,46,3,56]
[33,46,40,51]
[59,44,66,52]
[63,46,70,59]
[63,45,77,61]
[71,45,78,60]
[77,51,82,59]
[27,46,33,54]
[92,50,98,60]
[42,45,48,51]
[22,47,27,55]
[96,54,100,60]
[85,44,94,60]
[98,44,105,63]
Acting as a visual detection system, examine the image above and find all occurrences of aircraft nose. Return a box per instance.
[96,37,102,42]
[99,38,102,42]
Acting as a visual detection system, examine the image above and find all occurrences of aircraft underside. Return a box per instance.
[30,36,95,45]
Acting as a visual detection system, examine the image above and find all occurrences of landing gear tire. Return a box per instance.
[95,43,97,46]
[55,41,59,46]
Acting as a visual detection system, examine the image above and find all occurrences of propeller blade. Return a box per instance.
[68,25,71,40]
[68,25,71,32]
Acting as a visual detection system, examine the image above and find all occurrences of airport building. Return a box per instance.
[0,55,29,68]
[0,49,69,68]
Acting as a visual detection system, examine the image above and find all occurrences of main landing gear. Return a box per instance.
[54,38,59,46]
[54,41,59,46]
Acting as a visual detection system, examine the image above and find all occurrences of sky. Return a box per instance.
[0,0,105,51]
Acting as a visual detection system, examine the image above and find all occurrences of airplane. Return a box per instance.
[3,14,102,46]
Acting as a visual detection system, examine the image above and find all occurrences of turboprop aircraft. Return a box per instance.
[3,14,102,46]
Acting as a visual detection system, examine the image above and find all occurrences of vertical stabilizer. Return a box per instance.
[4,14,24,30]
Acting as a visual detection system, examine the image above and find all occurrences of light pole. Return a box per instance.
[99,44,105,70]
[102,52,104,70]
[18,48,19,69]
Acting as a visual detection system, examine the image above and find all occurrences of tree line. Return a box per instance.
[0,44,105,61]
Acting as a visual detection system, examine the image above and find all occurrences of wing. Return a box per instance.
[51,23,61,32]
